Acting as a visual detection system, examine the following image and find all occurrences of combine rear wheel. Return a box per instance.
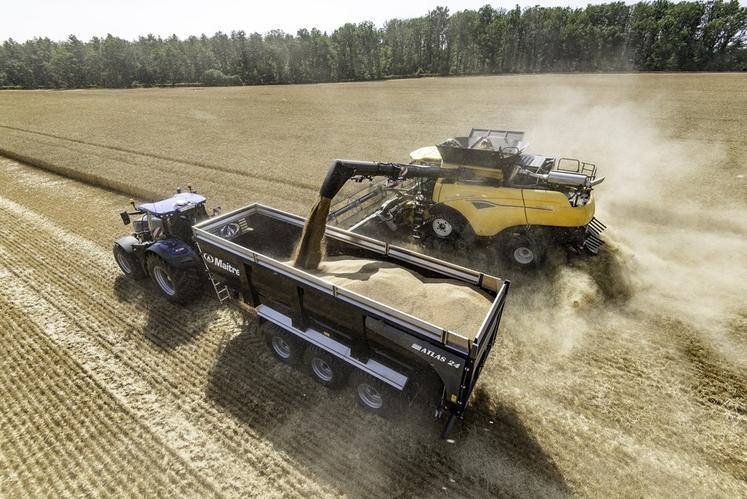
[113,244,146,280]
[506,235,544,268]
[147,256,202,304]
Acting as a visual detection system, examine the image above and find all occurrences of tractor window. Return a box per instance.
[169,214,194,241]
[147,214,164,239]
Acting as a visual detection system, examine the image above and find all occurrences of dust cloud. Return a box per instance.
[497,86,747,368]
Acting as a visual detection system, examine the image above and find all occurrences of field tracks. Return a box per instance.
[0,194,331,497]
[0,178,554,498]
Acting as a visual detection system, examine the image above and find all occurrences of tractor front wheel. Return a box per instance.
[113,244,146,280]
[147,256,202,304]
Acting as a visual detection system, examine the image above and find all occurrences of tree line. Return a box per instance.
[1,0,744,89]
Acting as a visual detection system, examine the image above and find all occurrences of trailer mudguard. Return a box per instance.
[365,318,465,403]
[114,235,140,253]
[146,240,201,268]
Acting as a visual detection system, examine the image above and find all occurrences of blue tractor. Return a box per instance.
[113,187,214,304]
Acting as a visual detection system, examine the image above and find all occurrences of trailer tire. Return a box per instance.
[114,244,146,280]
[350,370,401,417]
[303,346,350,388]
[147,256,202,304]
[262,323,303,366]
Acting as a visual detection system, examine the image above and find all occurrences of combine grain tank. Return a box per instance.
[193,204,509,437]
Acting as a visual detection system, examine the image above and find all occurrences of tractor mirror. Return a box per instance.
[120,211,131,225]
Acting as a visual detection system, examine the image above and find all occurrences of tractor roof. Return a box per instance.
[137,192,206,215]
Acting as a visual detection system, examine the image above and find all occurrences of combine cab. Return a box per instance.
[328,128,606,267]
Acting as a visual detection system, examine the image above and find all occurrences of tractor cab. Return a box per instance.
[114,187,216,304]
[121,191,209,244]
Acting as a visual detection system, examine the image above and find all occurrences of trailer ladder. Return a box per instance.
[210,277,231,303]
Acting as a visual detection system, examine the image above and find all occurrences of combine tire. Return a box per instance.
[428,210,475,252]
[506,235,543,268]
[262,322,303,366]
[147,256,202,304]
[113,244,146,280]
[350,370,401,417]
[303,346,350,388]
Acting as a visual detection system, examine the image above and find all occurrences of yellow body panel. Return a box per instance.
[414,148,596,236]
[409,146,441,165]
[434,181,527,236]
[522,190,595,228]
[434,180,595,236]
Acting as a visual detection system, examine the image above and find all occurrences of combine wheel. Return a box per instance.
[113,244,146,280]
[428,210,475,252]
[506,235,544,268]
[350,370,401,417]
[147,256,202,304]
[303,346,350,388]
[262,322,303,366]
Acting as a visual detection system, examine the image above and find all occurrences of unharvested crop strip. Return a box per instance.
[0,146,162,201]
[0,124,317,191]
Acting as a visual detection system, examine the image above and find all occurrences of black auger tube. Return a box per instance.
[319,160,403,199]
[319,159,457,200]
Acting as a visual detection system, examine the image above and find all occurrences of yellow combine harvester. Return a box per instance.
[327,129,606,267]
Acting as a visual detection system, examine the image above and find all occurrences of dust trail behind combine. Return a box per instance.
[468,84,746,495]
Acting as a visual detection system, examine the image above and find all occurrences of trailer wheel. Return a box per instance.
[506,235,543,268]
[113,244,146,280]
[350,370,400,417]
[262,323,303,366]
[303,346,350,388]
[147,256,202,304]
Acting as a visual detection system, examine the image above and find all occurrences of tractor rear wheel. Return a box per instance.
[147,256,202,304]
[113,244,146,280]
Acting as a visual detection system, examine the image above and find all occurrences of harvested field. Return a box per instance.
[0,73,745,497]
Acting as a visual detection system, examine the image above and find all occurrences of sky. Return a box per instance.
[3,0,608,42]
